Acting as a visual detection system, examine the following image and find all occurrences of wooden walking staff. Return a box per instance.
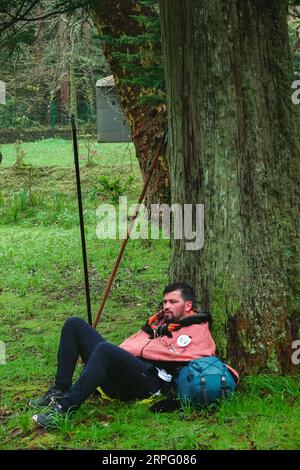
[93,129,168,329]
[71,115,93,325]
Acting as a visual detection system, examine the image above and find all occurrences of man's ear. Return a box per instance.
[185,300,193,312]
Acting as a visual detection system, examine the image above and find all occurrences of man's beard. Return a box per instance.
[163,309,184,323]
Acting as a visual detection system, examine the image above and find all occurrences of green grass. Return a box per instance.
[1,138,300,450]
[0,138,135,167]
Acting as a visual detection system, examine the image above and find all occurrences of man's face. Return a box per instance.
[162,289,193,323]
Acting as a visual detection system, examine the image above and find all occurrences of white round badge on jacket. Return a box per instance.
[177,335,191,347]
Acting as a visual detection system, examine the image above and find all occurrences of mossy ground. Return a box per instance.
[0,139,299,450]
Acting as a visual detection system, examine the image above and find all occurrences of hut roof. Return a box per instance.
[96,75,115,87]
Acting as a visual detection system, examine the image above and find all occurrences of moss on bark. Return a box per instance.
[160,0,300,373]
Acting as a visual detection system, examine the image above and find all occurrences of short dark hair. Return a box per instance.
[163,282,196,308]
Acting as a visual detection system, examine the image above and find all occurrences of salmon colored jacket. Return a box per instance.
[119,321,216,363]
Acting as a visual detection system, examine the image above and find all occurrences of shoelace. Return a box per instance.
[49,397,63,411]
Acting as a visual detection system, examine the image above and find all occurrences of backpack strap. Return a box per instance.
[200,376,209,404]
[220,376,228,399]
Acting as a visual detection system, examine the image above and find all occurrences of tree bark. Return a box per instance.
[91,0,169,206]
[69,55,77,119]
[58,14,70,123]
[160,0,300,373]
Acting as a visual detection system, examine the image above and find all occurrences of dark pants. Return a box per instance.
[54,317,161,410]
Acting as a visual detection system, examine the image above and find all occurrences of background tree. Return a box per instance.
[289,3,300,73]
[159,0,300,373]
[0,4,109,128]
[90,0,169,206]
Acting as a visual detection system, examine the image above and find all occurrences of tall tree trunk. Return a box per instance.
[91,0,169,206]
[69,55,77,119]
[82,19,96,121]
[58,14,70,124]
[160,0,300,373]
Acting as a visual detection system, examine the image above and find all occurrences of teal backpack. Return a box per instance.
[175,356,237,407]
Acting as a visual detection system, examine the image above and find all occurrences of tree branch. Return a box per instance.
[0,1,89,35]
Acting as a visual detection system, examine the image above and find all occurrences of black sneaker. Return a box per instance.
[29,385,65,408]
[32,400,67,428]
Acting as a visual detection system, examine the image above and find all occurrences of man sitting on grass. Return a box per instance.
[30,282,216,427]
